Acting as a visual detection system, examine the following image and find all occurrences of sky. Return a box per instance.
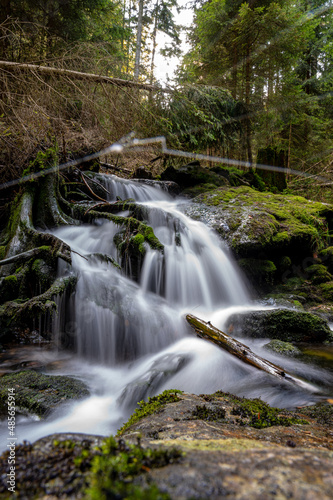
[154,1,194,85]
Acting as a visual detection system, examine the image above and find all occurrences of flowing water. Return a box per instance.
[1,174,333,447]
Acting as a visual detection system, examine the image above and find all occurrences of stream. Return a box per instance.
[1,174,333,447]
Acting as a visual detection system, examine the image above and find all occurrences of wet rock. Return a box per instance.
[225,308,332,343]
[238,258,276,291]
[132,165,153,179]
[0,369,89,418]
[319,246,333,272]
[1,392,332,499]
[187,186,333,260]
[263,339,302,356]
[304,264,333,284]
[160,163,228,193]
[134,178,180,195]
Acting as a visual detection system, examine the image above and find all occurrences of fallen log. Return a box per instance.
[186,314,320,394]
[0,60,171,93]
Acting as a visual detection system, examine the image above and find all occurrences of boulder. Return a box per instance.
[263,339,302,356]
[186,186,333,260]
[225,308,332,343]
[160,162,229,192]
[0,369,89,418]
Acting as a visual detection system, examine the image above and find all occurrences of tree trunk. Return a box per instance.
[134,0,144,81]
[150,3,159,85]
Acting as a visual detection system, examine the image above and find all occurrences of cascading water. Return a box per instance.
[2,174,332,446]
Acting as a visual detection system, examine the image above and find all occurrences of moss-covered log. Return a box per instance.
[186,314,320,393]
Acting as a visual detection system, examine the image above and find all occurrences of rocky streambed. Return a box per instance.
[0,390,332,499]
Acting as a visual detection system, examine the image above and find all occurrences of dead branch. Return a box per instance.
[0,60,171,93]
[80,172,108,202]
[186,314,320,394]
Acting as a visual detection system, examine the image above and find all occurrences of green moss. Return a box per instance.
[85,436,181,500]
[31,258,54,288]
[22,147,58,178]
[0,245,6,260]
[319,246,333,271]
[192,404,226,421]
[298,402,333,425]
[255,310,330,342]
[117,390,183,436]
[182,183,219,197]
[263,339,301,356]
[0,275,19,303]
[0,370,89,417]
[238,258,276,286]
[305,264,332,284]
[319,281,333,301]
[194,186,332,255]
[213,392,308,429]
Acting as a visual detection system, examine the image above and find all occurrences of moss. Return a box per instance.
[319,246,333,272]
[191,404,226,421]
[277,255,292,273]
[305,264,333,284]
[298,402,333,426]
[31,258,54,288]
[0,245,6,260]
[0,275,19,303]
[0,370,89,417]
[0,275,77,328]
[213,392,309,429]
[22,147,58,178]
[319,281,333,301]
[86,436,181,500]
[182,183,219,197]
[117,390,183,436]
[263,339,301,356]
[194,186,332,257]
[238,258,276,287]
[226,309,331,342]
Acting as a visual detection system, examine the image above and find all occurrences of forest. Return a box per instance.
[0,0,333,499]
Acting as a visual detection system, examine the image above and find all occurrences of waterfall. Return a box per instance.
[4,174,328,447]
[52,175,249,365]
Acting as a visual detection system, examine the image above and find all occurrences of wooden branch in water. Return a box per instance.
[0,60,171,93]
[186,314,320,394]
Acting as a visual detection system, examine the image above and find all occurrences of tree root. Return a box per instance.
[0,275,77,325]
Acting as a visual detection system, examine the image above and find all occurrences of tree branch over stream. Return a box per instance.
[186,314,321,394]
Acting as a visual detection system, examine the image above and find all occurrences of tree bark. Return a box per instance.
[134,0,144,81]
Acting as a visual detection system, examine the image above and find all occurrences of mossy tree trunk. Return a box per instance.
[0,150,164,342]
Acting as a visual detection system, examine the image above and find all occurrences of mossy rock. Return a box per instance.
[0,370,89,418]
[117,390,182,436]
[263,339,302,357]
[319,246,333,272]
[188,186,333,259]
[304,264,332,284]
[226,308,331,343]
[160,163,230,193]
[238,258,276,289]
[182,183,221,197]
[319,281,333,301]
[0,275,19,303]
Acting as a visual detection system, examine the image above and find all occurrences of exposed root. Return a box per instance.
[0,275,77,325]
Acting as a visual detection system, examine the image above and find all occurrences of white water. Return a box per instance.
[2,175,331,447]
